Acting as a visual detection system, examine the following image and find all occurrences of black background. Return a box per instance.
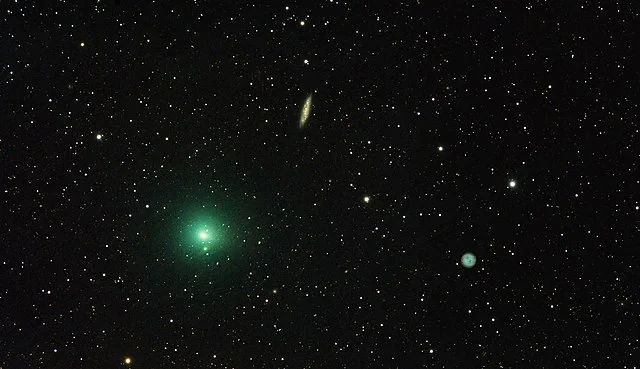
[1,1,638,368]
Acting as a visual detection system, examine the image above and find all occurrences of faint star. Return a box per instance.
[363,196,370,203]
[438,146,443,151]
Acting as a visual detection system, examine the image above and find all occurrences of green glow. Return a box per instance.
[461,252,477,268]
[176,206,231,259]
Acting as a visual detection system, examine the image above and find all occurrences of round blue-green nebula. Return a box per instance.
[461,252,477,268]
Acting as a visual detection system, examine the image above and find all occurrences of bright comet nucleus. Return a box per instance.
[299,94,312,128]
[180,210,230,258]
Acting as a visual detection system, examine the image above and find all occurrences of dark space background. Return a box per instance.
[0,1,638,368]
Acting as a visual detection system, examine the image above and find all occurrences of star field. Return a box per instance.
[0,1,638,368]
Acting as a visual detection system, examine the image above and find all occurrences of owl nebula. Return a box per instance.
[461,252,477,268]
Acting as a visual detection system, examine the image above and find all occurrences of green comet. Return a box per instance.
[190,222,222,253]
[176,207,230,259]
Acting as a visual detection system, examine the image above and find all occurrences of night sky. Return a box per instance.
[1,1,638,368]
